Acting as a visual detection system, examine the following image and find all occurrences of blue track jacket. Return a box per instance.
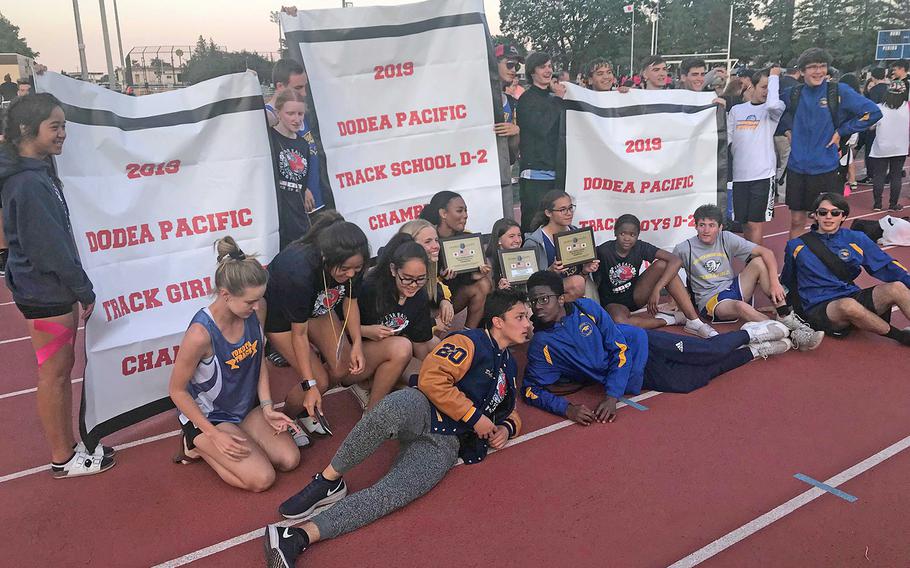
[524,298,648,417]
[781,228,910,311]
[782,81,881,175]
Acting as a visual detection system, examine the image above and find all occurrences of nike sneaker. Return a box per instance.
[264,524,308,568]
[278,473,347,520]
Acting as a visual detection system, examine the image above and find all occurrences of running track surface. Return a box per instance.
[1,182,908,567]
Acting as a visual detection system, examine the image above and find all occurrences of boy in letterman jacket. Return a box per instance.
[265,290,532,568]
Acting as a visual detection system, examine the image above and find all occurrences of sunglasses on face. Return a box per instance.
[529,294,557,307]
[505,60,522,71]
[815,208,845,218]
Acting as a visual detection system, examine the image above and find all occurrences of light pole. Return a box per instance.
[726,3,734,78]
[113,0,126,78]
[629,6,635,76]
[98,0,117,90]
[72,0,89,80]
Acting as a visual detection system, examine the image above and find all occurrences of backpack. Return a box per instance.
[789,80,840,126]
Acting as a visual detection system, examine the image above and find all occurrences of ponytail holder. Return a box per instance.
[228,251,246,261]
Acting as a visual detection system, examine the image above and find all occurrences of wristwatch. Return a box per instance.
[300,379,318,391]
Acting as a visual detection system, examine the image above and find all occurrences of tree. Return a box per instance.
[184,36,273,85]
[0,12,38,58]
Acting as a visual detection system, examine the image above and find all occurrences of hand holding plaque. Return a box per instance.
[497,247,539,284]
[439,233,484,275]
[554,227,596,268]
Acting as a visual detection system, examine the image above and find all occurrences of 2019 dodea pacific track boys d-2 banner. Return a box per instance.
[35,71,279,449]
[281,0,504,250]
[562,83,726,249]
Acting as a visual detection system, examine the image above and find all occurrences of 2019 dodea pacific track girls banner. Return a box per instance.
[281,0,504,250]
[562,83,725,249]
[35,71,279,449]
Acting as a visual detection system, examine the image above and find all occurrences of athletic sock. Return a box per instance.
[655,312,675,325]
[51,452,77,469]
[885,326,910,346]
[776,305,793,317]
[748,345,761,359]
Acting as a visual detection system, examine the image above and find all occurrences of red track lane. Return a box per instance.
[187,332,910,567]
[706,448,910,567]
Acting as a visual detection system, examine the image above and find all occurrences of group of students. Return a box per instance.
[2,36,910,568]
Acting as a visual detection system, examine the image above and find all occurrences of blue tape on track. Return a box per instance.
[793,473,858,502]
[619,397,648,411]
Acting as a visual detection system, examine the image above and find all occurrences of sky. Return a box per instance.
[4,0,503,72]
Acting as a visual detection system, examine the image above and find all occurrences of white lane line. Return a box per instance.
[0,301,15,307]
[667,432,910,568]
[0,326,85,346]
[772,187,873,209]
[0,385,347,485]
[0,378,84,401]
[151,391,664,568]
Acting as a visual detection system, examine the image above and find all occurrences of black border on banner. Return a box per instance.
[557,97,728,204]
[283,7,505,221]
[80,382,176,451]
[54,95,265,131]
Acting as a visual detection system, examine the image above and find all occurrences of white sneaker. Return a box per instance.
[742,320,789,343]
[298,415,331,436]
[292,421,311,448]
[752,338,793,359]
[348,383,371,410]
[52,448,116,479]
[790,327,824,351]
[684,319,719,338]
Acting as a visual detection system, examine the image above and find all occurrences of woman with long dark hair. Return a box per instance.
[360,232,440,361]
[0,93,115,477]
[419,191,492,328]
[524,190,599,301]
[398,219,454,332]
[485,217,524,289]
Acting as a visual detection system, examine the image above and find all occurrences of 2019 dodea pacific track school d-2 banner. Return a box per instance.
[35,71,279,449]
[281,0,506,250]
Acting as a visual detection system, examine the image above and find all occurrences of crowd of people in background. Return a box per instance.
[2,17,910,568]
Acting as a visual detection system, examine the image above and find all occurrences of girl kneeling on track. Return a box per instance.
[360,233,441,363]
[398,219,455,334]
[419,191,493,328]
[524,190,599,301]
[168,237,299,492]
[0,93,115,478]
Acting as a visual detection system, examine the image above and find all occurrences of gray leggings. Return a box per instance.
[311,388,460,539]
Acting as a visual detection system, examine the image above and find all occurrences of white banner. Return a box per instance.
[563,83,723,249]
[35,72,279,445]
[281,0,502,249]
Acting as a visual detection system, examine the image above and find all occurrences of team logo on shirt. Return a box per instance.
[485,368,508,413]
[578,321,593,337]
[278,148,308,185]
[381,312,409,333]
[703,259,723,273]
[608,262,637,293]
[225,339,258,370]
[819,98,828,108]
[312,285,346,318]
[838,248,851,260]
[736,114,760,130]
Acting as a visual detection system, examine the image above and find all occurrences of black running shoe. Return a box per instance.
[264,525,308,568]
[278,473,347,520]
[0,248,7,277]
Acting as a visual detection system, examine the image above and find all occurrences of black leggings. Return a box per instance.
[868,155,906,208]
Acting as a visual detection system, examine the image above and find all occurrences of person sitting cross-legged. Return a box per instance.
[672,204,824,351]
[263,290,532,568]
[523,271,792,424]
[781,192,910,346]
[594,214,717,338]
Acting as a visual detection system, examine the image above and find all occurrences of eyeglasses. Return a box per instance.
[396,272,428,287]
[804,63,827,72]
[549,205,576,214]
[505,61,522,71]
[529,294,558,307]
[815,208,845,218]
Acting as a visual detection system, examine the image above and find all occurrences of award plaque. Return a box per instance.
[497,247,539,284]
[554,227,596,267]
[439,233,484,274]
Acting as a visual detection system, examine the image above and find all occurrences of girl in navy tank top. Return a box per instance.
[169,237,300,492]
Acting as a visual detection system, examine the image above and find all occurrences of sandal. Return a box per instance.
[173,435,202,465]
